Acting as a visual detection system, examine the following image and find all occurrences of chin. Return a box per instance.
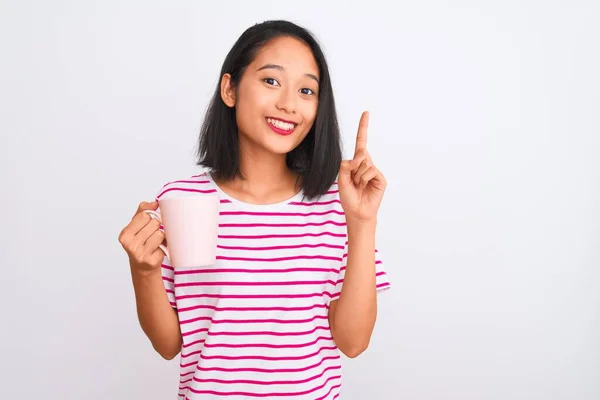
[240,124,308,156]
[263,131,308,155]
[264,141,300,155]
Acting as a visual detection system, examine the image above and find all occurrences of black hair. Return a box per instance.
[195,20,342,200]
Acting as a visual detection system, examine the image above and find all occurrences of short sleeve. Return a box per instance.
[153,183,177,309]
[330,242,391,302]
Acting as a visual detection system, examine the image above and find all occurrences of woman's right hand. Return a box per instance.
[118,201,166,275]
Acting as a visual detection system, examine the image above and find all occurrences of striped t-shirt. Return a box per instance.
[155,171,391,399]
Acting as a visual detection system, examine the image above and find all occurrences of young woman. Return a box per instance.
[119,19,391,400]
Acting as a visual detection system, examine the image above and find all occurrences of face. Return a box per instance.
[221,36,320,156]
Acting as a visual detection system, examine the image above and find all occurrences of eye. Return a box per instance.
[300,88,316,96]
[264,78,280,86]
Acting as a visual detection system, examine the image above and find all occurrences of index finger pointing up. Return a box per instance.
[354,111,369,155]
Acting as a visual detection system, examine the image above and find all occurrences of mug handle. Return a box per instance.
[142,209,170,260]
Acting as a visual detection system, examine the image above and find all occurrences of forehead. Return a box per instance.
[251,36,319,78]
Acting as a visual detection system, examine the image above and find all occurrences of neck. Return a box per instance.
[215,135,301,203]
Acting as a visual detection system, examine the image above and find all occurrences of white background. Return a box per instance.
[1,1,599,399]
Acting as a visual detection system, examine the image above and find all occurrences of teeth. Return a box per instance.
[267,118,295,131]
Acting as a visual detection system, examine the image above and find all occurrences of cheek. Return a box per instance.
[301,100,319,127]
[236,87,273,122]
[235,91,263,133]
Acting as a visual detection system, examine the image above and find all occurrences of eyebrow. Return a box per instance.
[256,64,320,84]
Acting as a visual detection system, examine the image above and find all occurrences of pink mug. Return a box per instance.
[143,195,220,267]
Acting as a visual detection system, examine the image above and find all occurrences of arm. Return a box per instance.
[119,201,182,360]
[130,266,182,360]
[328,219,378,358]
[332,110,388,358]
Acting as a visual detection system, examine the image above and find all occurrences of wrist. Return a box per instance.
[130,261,162,280]
[346,217,377,232]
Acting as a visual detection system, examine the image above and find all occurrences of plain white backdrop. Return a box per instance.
[1,1,599,399]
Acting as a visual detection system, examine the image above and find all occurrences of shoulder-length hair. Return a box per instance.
[195,20,342,200]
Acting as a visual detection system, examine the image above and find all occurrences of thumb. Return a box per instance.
[136,200,159,214]
[338,160,354,186]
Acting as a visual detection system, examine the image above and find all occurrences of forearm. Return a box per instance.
[330,219,378,357]
[130,264,182,360]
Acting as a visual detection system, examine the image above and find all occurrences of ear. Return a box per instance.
[220,73,236,108]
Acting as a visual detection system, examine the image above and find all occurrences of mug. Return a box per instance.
[143,195,219,268]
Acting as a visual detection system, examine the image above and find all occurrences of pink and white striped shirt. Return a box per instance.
[155,172,391,399]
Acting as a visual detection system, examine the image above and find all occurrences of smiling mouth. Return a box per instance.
[266,117,297,135]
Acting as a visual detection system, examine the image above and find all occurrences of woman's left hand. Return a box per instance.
[338,111,387,223]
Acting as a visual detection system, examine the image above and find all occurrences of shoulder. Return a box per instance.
[154,171,217,200]
[316,180,342,204]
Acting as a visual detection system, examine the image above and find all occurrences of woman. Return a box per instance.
[119,19,391,399]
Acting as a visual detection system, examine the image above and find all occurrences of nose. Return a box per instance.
[275,86,297,114]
